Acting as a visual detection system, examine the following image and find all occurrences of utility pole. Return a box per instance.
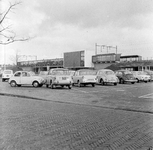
[95,43,97,55]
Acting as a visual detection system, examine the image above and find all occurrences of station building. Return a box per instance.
[16,50,153,73]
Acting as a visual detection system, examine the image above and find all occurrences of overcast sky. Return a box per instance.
[1,0,153,64]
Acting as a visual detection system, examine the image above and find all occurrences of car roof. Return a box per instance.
[77,69,96,72]
[3,70,13,73]
[98,69,113,72]
[116,70,130,72]
[49,68,68,71]
[14,71,28,73]
[4,69,13,71]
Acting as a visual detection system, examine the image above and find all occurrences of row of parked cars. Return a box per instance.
[1,68,152,89]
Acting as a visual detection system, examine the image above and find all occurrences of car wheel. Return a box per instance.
[33,81,39,88]
[120,79,124,84]
[144,81,147,83]
[39,84,43,87]
[114,83,117,86]
[92,84,95,87]
[51,84,55,89]
[2,79,5,82]
[10,81,17,87]
[68,85,72,89]
[136,78,139,83]
[77,80,81,87]
[100,78,104,85]
[131,82,135,84]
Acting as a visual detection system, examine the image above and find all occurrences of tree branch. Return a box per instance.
[0,1,31,45]
[0,1,21,24]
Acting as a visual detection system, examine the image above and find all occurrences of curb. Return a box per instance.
[1,92,153,115]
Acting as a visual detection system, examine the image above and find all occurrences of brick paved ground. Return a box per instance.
[1,82,153,113]
[1,95,153,150]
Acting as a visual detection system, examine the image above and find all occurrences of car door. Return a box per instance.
[13,72,22,84]
[73,71,78,84]
[98,71,105,82]
[116,71,123,80]
[20,72,32,85]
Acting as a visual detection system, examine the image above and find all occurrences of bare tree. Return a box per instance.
[9,50,21,65]
[0,1,30,45]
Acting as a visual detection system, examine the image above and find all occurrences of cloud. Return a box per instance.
[36,0,153,29]
[1,0,153,65]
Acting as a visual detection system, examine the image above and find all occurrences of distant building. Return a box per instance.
[16,51,153,72]
[17,58,63,73]
[120,55,142,62]
[64,50,95,70]
[92,53,121,70]
[106,55,153,71]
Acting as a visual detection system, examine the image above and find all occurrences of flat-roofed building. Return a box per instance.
[92,53,121,70]
[64,50,95,70]
[120,55,142,62]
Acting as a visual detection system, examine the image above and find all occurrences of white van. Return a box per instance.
[2,70,13,82]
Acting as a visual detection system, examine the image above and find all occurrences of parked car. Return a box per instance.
[72,69,97,87]
[8,71,46,87]
[45,68,73,89]
[2,70,13,82]
[69,70,76,77]
[144,70,153,81]
[38,71,48,79]
[131,71,151,83]
[115,70,137,84]
[96,69,118,85]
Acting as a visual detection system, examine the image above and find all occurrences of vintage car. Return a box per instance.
[72,69,97,87]
[38,71,48,79]
[144,70,153,81]
[131,71,151,83]
[8,71,46,87]
[45,68,73,89]
[115,70,137,84]
[96,69,118,85]
[69,70,76,77]
[2,70,13,82]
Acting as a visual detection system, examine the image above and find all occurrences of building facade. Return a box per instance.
[64,50,95,69]
[16,52,153,72]
[17,58,63,73]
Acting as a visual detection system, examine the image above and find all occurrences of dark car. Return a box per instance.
[115,70,137,84]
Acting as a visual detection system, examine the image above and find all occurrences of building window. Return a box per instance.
[80,51,84,61]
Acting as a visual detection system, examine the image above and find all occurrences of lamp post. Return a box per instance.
[2,44,6,70]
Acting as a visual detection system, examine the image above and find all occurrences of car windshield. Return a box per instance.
[105,71,114,75]
[39,71,48,75]
[29,72,35,76]
[79,71,97,75]
[51,70,71,75]
[126,74,134,78]
[124,71,132,75]
[138,71,147,75]
[69,71,75,75]
[4,70,12,74]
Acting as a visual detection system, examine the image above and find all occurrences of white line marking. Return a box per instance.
[116,90,125,91]
[72,88,89,93]
[139,93,153,98]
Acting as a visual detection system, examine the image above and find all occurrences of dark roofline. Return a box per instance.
[120,55,141,58]
[93,53,116,57]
